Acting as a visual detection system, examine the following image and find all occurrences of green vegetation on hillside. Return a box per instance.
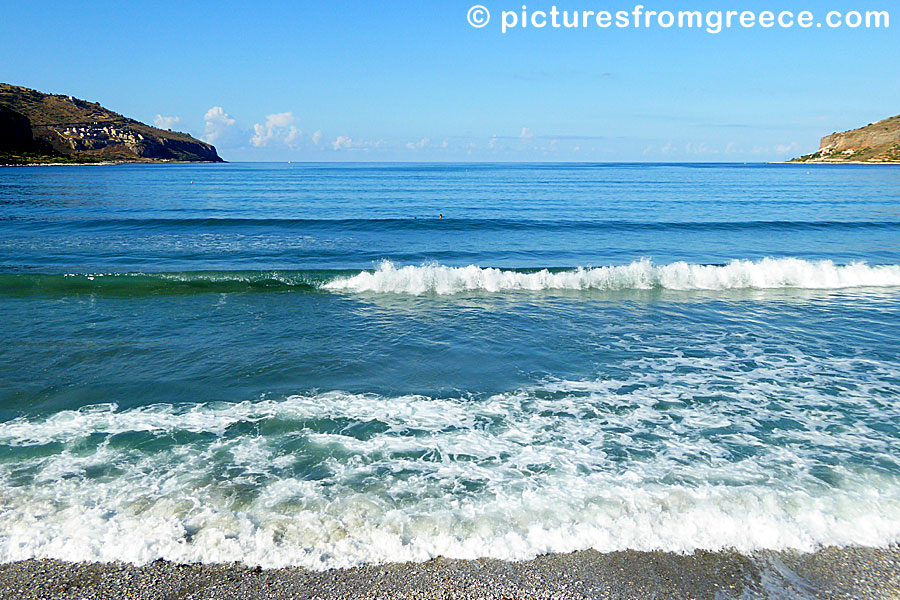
[0,83,222,164]
[792,114,900,163]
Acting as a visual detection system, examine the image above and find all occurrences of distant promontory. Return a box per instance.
[0,83,222,164]
[791,114,900,164]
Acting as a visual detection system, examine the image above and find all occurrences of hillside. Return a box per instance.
[0,83,222,164]
[791,115,900,163]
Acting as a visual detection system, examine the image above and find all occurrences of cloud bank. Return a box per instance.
[202,107,236,144]
[154,115,181,130]
[250,112,302,148]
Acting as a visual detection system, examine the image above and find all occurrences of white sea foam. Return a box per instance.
[322,258,900,295]
[2,349,900,569]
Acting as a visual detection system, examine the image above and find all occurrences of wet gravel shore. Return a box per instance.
[1,546,898,600]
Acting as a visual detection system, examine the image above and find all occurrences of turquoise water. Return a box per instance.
[1,163,899,568]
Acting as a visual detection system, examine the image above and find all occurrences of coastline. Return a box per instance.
[772,161,900,165]
[0,160,225,167]
[1,547,898,600]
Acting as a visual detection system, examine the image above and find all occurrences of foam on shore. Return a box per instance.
[2,347,899,569]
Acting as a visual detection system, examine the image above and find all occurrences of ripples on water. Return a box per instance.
[0,163,899,568]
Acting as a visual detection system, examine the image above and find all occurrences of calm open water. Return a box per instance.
[1,162,899,568]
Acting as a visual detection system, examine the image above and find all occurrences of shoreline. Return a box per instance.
[0,160,225,168]
[5,160,900,168]
[1,547,898,599]
[773,160,900,165]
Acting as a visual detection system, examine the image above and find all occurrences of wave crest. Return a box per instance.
[322,258,900,295]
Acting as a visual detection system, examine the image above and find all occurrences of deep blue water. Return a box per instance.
[1,162,899,568]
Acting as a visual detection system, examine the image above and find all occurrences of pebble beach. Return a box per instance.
[2,547,899,600]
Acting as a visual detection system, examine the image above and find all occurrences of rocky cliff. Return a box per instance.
[792,115,900,163]
[0,83,222,164]
[0,105,41,153]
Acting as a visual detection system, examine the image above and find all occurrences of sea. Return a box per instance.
[0,162,899,569]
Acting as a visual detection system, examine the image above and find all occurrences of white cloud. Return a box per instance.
[202,107,236,144]
[489,135,499,149]
[311,130,323,146]
[329,136,382,152]
[660,142,675,155]
[441,140,449,149]
[332,136,356,151]
[250,112,302,148]
[520,127,533,139]
[405,137,430,151]
[775,142,800,154]
[154,115,180,130]
[685,142,710,155]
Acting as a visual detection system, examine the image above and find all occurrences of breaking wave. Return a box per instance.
[3,258,900,298]
[324,258,900,295]
[2,343,900,568]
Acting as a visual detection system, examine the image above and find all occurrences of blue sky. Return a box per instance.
[1,0,897,161]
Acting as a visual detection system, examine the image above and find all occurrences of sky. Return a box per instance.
[1,0,897,162]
